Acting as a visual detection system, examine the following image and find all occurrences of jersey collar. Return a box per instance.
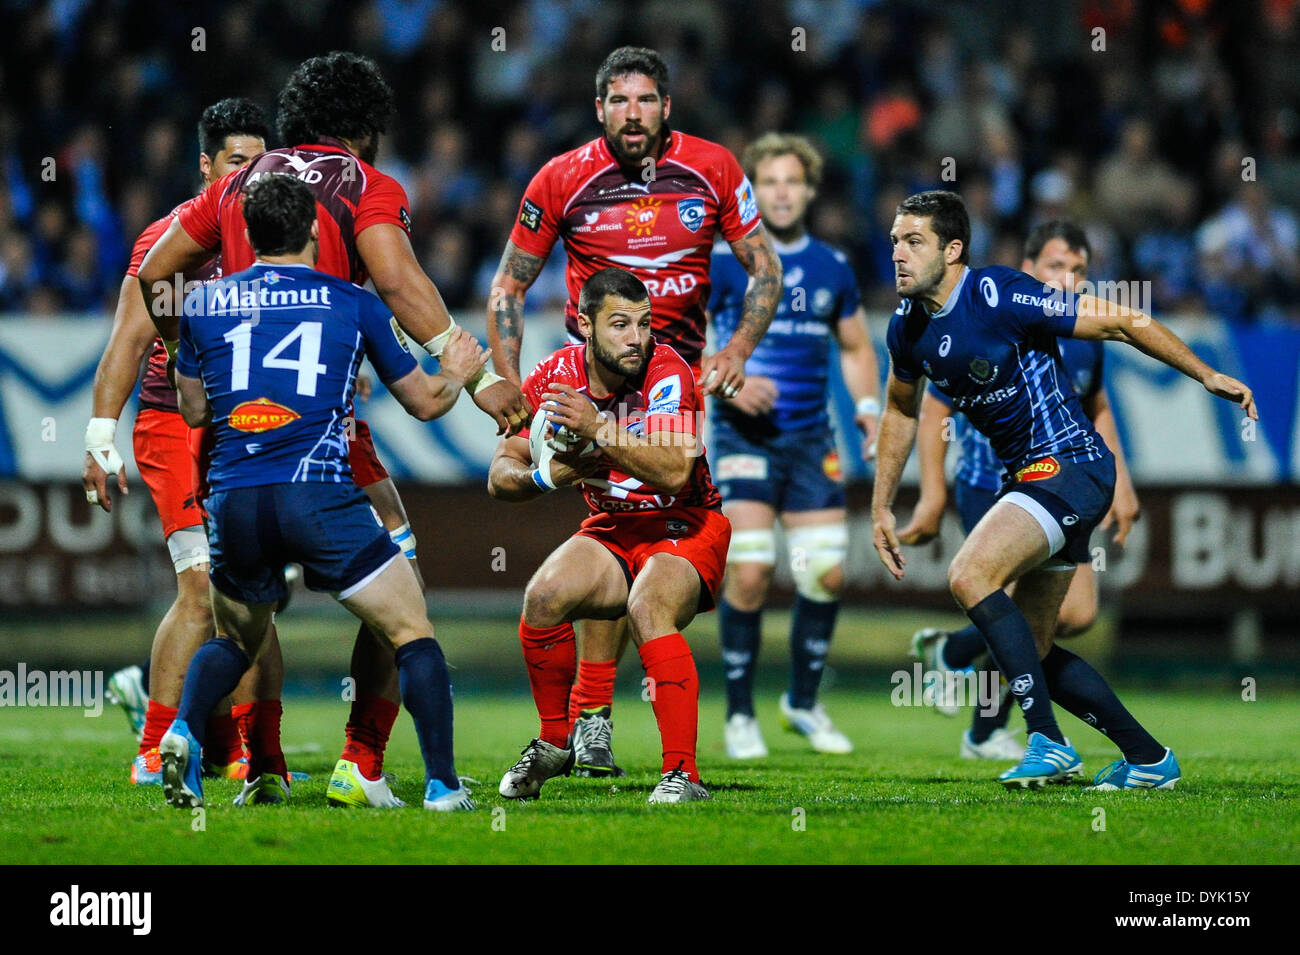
[770,233,810,255]
[931,266,970,318]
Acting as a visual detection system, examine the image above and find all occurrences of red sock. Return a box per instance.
[638,633,699,782]
[205,709,245,766]
[519,617,576,746]
[341,694,400,780]
[232,701,287,779]
[140,700,177,754]
[569,658,617,727]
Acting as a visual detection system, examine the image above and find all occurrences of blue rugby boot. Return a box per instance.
[998,732,1082,789]
[159,719,205,809]
[1088,748,1181,791]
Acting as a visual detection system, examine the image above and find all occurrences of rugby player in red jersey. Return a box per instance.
[485,47,782,774]
[138,53,527,807]
[489,268,729,803]
[83,98,280,786]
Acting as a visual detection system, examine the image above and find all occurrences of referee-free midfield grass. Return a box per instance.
[3,688,1297,864]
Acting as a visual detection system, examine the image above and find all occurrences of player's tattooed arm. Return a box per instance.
[487,242,547,385]
[703,225,782,398]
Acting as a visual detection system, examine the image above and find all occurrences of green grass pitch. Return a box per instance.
[3,686,1297,864]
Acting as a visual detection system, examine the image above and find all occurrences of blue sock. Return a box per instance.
[789,596,837,710]
[965,591,1063,744]
[139,655,152,696]
[942,625,985,669]
[719,600,761,718]
[176,638,249,748]
[394,637,458,788]
[968,675,1012,743]
[1041,645,1164,764]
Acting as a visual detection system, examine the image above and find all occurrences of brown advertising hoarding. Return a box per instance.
[1,480,1296,611]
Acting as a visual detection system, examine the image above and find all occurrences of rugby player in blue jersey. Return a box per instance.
[158,174,487,810]
[900,221,1141,760]
[873,191,1255,789]
[708,134,881,758]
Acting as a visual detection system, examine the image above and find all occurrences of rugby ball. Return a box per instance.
[529,401,597,464]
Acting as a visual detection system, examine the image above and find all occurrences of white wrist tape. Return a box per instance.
[422,319,458,358]
[465,368,505,396]
[856,396,881,418]
[531,465,557,492]
[85,417,124,475]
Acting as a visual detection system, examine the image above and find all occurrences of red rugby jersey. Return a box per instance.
[509,131,760,367]
[521,340,721,514]
[126,197,221,413]
[177,136,411,286]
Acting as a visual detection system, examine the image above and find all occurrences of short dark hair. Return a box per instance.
[896,190,971,264]
[595,46,670,100]
[1024,219,1091,263]
[276,51,395,147]
[579,267,649,317]
[242,174,316,256]
[198,97,269,158]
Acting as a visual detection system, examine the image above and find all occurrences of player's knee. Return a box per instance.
[946,560,985,609]
[788,524,847,603]
[522,578,566,629]
[1056,604,1096,639]
[384,619,434,650]
[725,562,772,610]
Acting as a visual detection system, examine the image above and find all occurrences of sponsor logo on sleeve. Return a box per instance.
[228,397,301,433]
[734,177,758,225]
[647,374,681,415]
[1014,456,1060,483]
[676,197,705,233]
[980,275,999,306]
[519,197,543,232]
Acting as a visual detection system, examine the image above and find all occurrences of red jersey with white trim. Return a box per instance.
[126,198,221,413]
[177,136,411,286]
[509,131,760,366]
[521,340,721,514]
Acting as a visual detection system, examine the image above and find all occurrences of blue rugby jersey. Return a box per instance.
[176,262,417,490]
[709,233,860,432]
[929,336,1106,491]
[887,265,1108,477]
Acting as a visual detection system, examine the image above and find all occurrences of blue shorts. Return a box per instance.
[711,418,845,512]
[996,453,1115,566]
[954,481,999,535]
[206,483,400,604]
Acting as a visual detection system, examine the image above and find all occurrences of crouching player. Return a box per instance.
[488,268,730,804]
[159,174,486,810]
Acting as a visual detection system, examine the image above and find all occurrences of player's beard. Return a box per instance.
[606,122,667,168]
[592,335,648,379]
[897,253,946,302]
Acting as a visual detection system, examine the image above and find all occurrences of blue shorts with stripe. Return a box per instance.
[711,416,845,512]
[206,483,399,605]
[995,453,1115,566]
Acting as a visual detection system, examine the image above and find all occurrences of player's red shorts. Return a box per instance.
[576,506,732,612]
[349,418,389,488]
[133,407,204,538]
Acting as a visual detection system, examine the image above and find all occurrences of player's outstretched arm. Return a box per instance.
[1071,297,1258,421]
[1085,386,1140,546]
[359,223,529,435]
[137,219,213,344]
[834,306,882,461]
[83,275,159,511]
[705,224,782,398]
[871,368,921,580]
[174,372,211,429]
[898,389,952,545]
[486,240,546,387]
[386,327,488,421]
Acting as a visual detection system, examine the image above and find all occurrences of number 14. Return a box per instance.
[223,321,328,396]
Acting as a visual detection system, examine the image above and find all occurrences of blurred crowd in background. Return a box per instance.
[1,0,1298,324]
